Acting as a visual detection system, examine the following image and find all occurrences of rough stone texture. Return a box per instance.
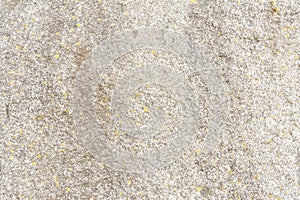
[0,0,299,199]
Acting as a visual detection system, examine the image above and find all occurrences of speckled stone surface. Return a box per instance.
[1,0,300,199]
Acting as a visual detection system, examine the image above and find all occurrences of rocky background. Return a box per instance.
[1,0,299,199]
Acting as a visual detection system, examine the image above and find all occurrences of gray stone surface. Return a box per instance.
[1,0,299,199]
